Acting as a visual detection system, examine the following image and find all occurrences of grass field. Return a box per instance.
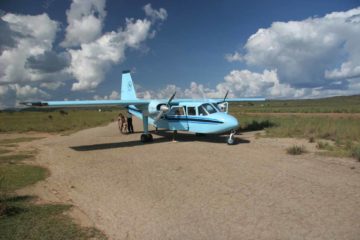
[232,112,360,159]
[0,138,107,240]
[0,109,119,133]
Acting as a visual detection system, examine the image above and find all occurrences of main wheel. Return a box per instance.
[147,133,153,142]
[141,133,153,143]
[141,134,147,143]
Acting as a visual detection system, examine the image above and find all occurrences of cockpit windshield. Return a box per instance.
[200,103,217,115]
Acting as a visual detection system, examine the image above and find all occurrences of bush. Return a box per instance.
[287,145,306,155]
[351,145,360,161]
[316,141,331,150]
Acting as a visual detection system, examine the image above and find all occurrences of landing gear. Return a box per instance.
[141,133,153,143]
[227,130,236,145]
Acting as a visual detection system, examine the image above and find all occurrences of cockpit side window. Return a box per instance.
[202,103,217,114]
[198,106,208,116]
[169,106,185,115]
[188,107,196,116]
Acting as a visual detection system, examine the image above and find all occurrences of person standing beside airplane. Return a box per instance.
[117,113,127,133]
[127,111,134,133]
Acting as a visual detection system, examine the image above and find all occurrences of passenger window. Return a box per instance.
[188,107,196,116]
[169,107,185,115]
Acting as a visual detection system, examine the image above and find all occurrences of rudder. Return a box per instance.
[121,70,137,100]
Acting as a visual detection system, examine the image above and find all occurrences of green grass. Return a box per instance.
[0,137,107,239]
[0,109,118,133]
[286,145,306,155]
[235,114,360,142]
[233,113,360,159]
[351,145,360,161]
[0,164,48,191]
[0,197,106,240]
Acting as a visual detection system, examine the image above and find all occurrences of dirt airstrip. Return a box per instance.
[16,119,360,240]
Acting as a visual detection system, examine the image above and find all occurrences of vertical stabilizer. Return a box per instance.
[121,70,137,100]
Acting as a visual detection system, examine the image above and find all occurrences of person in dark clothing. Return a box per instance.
[127,112,134,133]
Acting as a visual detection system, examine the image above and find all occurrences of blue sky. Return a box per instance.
[0,0,359,108]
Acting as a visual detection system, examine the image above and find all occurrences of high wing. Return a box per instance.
[21,99,150,108]
[168,97,266,104]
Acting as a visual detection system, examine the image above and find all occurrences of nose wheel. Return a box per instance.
[141,133,153,143]
[227,130,236,145]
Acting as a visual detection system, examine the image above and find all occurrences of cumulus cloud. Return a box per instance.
[240,7,360,91]
[143,4,168,21]
[69,5,167,91]
[225,51,243,62]
[0,13,62,85]
[25,51,71,73]
[0,18,18,52]
[93,90,119,100]
[61,0,106,47]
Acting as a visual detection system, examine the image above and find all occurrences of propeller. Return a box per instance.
[223,90,229,102]
[217,90,229,112]
[154,92,176,123]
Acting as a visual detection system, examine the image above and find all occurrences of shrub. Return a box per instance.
[316,141,332,150]
[287,145,306,155]
[351,145,360,161]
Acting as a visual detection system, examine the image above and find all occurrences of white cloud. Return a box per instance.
[61,0,106,47]
[241,7,360,90]
[134,68,360,101]
[93,90,119,100]
[69,3,167,91]
[0,13,60,85]
[69,18,152,91]
[143,4,168,21]
[225,51,242,62]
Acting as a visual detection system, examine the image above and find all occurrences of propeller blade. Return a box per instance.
[223,90,229,102]
[154,110,164,123]
[168,92,176,105]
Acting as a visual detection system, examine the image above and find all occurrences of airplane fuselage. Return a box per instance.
[128,100,239,134]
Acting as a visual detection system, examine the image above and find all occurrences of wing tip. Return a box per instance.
[122,70,131,74]
[20,102,48,107]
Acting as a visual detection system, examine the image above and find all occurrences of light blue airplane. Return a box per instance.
[22,71,265,144]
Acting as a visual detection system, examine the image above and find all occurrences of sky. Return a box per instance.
[0,0,359,108]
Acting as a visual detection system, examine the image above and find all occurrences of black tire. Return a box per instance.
[141,134,147,143]
[147,134,153,142]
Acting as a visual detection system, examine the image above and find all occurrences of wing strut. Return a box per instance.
[140,110,153,142]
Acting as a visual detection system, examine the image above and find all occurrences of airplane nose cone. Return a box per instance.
[227,115,239,129]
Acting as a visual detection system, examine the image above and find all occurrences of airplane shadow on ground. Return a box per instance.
[70,131,250,151]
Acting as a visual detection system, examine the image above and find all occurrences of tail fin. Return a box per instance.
[121,70,137,100]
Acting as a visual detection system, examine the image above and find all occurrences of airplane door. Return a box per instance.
[166,106,189,131]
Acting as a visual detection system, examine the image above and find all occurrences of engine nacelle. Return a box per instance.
[159,105,169,112]
[217,102,228,112]
[148,101,169,115]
